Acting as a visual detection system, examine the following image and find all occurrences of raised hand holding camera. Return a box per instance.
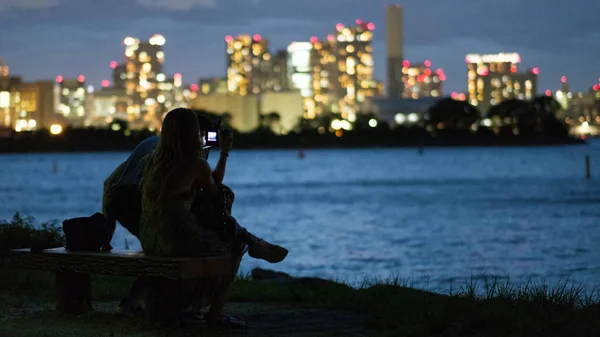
[219,127,234,154]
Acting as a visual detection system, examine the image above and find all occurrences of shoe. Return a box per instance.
[248,239,288,264]
[206,314,248,329]
[114,299,145,319]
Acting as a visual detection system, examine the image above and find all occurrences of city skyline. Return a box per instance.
[0,0,598,94]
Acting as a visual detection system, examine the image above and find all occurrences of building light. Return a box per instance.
[394,113,406,124]
[465,53,522,64]
[0,91,10,108]
[368,119,378,127]
[50,124,63,135]
[408,113,419,123]
[149,34,166,46]
[124,37,136,46]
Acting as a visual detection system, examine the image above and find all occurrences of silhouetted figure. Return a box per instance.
[103,109,287,326]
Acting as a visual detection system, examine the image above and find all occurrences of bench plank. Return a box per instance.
[8,248,233,280]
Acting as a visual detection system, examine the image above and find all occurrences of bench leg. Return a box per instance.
[55,271,92,314]
[145,278,182,327]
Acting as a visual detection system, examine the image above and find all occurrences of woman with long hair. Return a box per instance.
[139,107,246,328]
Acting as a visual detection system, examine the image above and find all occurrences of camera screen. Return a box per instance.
[207,131,217,142]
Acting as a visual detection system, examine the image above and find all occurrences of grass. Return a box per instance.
[2,214,600,336]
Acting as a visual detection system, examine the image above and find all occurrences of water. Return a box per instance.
[1,141,600,293]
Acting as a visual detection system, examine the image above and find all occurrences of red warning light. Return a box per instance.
[424,60,431,67]
[310,36,318,44]
[561,76,567,83]
[56,75,63,83]
[545,90,552,96]
[253,34,262,42]
[77,75,85,82]
[110,61,118,69]
[402,60,410,67]
[531,67,539,75]
[367,22,375,30]
[101,80,110,88]
[225,35,233,43]
[190,84,199,92]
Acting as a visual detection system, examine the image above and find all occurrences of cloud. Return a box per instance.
[0,0,61,12]
[131,0,217,10]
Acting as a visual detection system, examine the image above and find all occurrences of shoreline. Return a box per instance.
[0,137,587,154]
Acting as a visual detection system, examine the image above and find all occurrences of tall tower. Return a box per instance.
[123,34,166,122]
[335,20,376,117]
[225,34,270,96]
[386,4,404,99]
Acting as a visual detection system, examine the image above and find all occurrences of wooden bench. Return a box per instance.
[7,248,233,325]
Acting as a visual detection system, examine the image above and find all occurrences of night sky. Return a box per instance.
[0,0,598,94]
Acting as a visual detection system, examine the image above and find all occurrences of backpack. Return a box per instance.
[62,213,113,252]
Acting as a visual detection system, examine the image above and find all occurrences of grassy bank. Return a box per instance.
[2,214,600,336]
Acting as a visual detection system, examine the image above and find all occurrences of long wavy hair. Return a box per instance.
[140,108,204,204]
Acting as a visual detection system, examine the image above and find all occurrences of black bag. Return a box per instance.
[62,213,113,252]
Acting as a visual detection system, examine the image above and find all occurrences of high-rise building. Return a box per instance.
[386,4,404,98]
[17,81,63,131]
[110,61,127,90]
[311,36,339,115]
[334,20,377,117]
[123,34,166,123]
[0,74,22,128]
[287,41,315,117]
[466,53,537,114]
[225,34,270,96]
[57,75,87,127]
[401,60,445,99]
[269,50,289,92]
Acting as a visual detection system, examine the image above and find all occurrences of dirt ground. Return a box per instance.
[0,297,369,337]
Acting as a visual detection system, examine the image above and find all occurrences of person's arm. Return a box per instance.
[211,152,228,185]
[211,128,234,184]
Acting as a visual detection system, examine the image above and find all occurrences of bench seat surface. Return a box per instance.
[8,248,232,279]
